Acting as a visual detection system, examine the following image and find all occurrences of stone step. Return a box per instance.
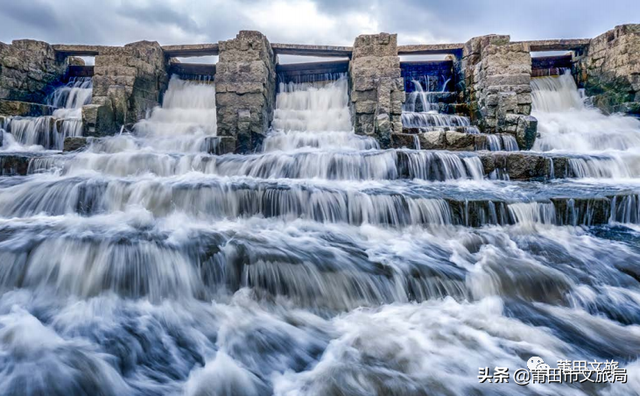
[62,135,237,154]
[0,153,52,176]
[2,147,628,183]
[393,131,518,151]
[0,99,55,117]
[0,172,636,228]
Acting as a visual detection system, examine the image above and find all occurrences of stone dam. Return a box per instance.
[1,24,640,395]
[1,26,638,156]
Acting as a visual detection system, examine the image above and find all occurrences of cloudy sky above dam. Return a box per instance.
[1,0,639,47]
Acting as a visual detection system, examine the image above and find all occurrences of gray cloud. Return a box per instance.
[0,0,638,48]
[116,3,202,34]
[0,0,61,33]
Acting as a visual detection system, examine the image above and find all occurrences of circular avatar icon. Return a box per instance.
[527,356,545,371]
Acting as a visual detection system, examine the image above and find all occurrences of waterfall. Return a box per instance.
[532,71,640,152]
[0,78,92,151]
[5,68,640,396]
[264,75,378,151]
[485,134,519,151]
[133,76,217,152]
[401,79,479,134]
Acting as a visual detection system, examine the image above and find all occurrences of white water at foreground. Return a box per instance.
[532,71,640,152]
[0,78,92,151]
[3,76,640,396]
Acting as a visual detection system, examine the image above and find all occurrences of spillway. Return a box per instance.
[533,71,640,152]
[0,78,92,151]
[1,71,640,396]
[402,78,481,135]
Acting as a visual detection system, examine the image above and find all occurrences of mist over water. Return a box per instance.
[1,73,640,396]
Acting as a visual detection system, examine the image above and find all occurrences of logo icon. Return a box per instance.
[527,356,545,371]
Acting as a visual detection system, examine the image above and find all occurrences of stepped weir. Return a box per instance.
[1,24,640,395]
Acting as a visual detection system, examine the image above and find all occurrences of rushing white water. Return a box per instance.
[485,134,519,151]
[133,76,217,152]
[401,79,480,134]
[3,73,640,396]
[0,78,92,151]
[265,76,378,152]
[532,71,640,152]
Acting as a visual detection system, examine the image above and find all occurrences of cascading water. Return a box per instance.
[2,70,640,396]
[531,70,640,180]
[0,77,92,151]
[532,70,640,152]
[133,76,218,152]
[265,76,376,151]
[401,78,480,134]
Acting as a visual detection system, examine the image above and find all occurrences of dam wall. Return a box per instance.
[349,33,404,148]
[461,35,537,149]
[215,31,276,153]
[577,24,640,116]
[0,25,638,152]
[84,41,168,136]
[0,40,67,114]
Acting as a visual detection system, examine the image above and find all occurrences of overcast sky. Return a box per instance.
[1,0,639,47]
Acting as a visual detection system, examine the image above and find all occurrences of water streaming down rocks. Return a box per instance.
[402,79,479,134]
[485,134,519,151]
[0,78,92,151]
[532,70,640,180]
[266,76,376,152]
[400,78,521,152]
[3,72,640,396]
[133,76,218,153]
[533,71,640,152]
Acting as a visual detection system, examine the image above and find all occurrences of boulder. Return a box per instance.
[515,115,538,150]
[63,136,93,152]
[421,131,447,149]
[0,153,33,176]
[445,131,475,150]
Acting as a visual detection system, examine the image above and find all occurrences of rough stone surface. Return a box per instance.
[445,131,475,150]
[216,31,276,153]
[394,130,522,151]
[578,24,640,116]
[0,99,54,117]
[515,115,538,150]
[0,40,67,103]
[479,152,553,180]
[86,41,168,136]
[350,33,404,148]
[0,153,34,176]
[461,35,536,144]
[201,136,237,155]
[63,136,94,152]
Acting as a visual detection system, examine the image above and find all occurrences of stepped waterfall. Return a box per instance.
[0,78,92,151]
[1,69,640,396]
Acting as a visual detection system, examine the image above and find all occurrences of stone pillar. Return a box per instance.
[84,41,168,136]
[0,40,66,104]
[462,35,537,150]
[349,33,404,148]
[215,31,276,153]
[580,24,640,116]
